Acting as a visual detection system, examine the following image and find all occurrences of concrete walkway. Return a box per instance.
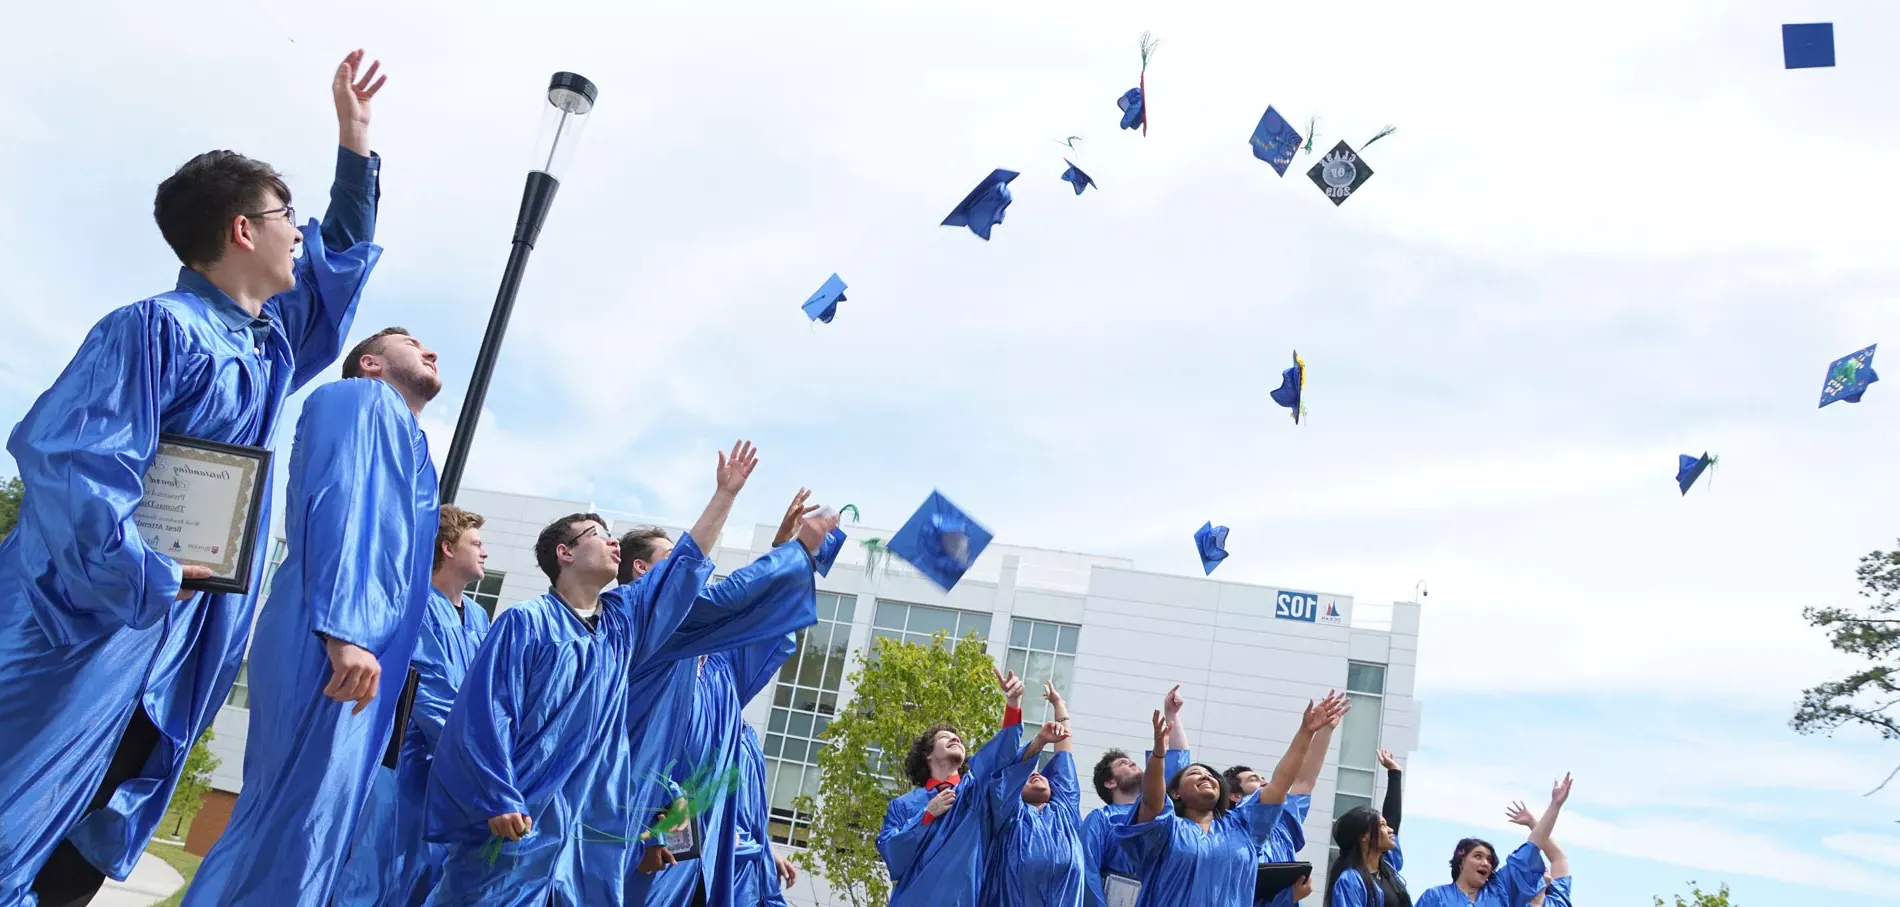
[93,850,186,907]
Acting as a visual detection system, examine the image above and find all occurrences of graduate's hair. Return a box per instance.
[534,512,609,582]
[1326,806,1411,907]
[616,526,673,585]
[904,723,962,788]
[434,505,485,572]
[154,150,292,269]
[343,327,413,380]
[1449,837,1499,882]
[1221,764,1256,803]
[1167,762,1233,819]
[1091,749,1132,804]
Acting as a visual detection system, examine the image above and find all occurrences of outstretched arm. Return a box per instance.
[1378,749,1404,832]
[1528,773,1572,853]
[1163,684,1189,751]
[1043,681,1073,752]
[1258,694,1347,804]
[687,441,758,552]
[1135,710,1171,824]
[1293,697,1349,796]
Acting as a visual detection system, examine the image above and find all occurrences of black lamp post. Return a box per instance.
[439,72,598,504]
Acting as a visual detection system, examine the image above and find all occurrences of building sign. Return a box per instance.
[1275,590,1346,627]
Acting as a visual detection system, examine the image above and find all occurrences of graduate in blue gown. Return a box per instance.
[732,724,794,907]
[0,51,387,906]
[185,328,445,907]
[1079,686,1195,907]
[1413,776,1571,907]
[877,669,1028,907]
[1109,693,1347,907]
[1324,802,1408,907]
[423,444,840,907]
[982,682,1085,907]
[334,504,496,906]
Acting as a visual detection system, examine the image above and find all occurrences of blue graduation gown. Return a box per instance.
[0,148,379,896]
[876,715,1026,907]
[1106,791,1285,907]
[1248,792,1309,906]
[1543,875,1571,907]
[184,377,439,907]
[335,591,493,906]
[1414,843,1546,907]
[615,546,816,907]
[982,751,1085,907]
[731,724,788,907]
[1324,840,1407,907]
[1078,748,1191,907]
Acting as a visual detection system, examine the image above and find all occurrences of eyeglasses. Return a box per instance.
[243,205,296,224]
[561,525,612,548]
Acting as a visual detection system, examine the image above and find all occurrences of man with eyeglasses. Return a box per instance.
[425,443,839,907]
[183,326,443,907]
[0,50,389,907]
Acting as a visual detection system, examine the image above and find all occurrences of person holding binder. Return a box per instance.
[183,327,445,907]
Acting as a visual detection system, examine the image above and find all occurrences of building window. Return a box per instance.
[871,600,992,650]
[1005,618,1079,724]
[1332,661,1387,820]
[257,539,290,601]
[764,592,856,847]
[227,659,250,710]
[465,570,507,618]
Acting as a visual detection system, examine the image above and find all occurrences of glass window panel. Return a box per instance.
[768,814,795,845]
[1334,793,1372,818]
[1011,620,1031,647]
[958,613,992,640]
[872,628,902,649]
[818,692,838,714]
[801,764,823,797]
[791,687,818,712]
[813,716,831,738]
[1030,622,1058,651]
[788,712,814,738]
[1051,654,1075,699]
[822,649,848,690]
[773,685,792,708]
[764,734,784,758]
[875,601,908,630]
[769,761,803,810]
[1057,625,1080,654]
[776,645,801,683]
[1026,651,1055,692]
[769,708,789,734]
[1337,767,1375,796]
[835,594,857,623]
[906,606,957,639]
[816,593,837,622]
[1347,662,1387,695]
[1338,694,1383,768]
[1006,649,1027,677]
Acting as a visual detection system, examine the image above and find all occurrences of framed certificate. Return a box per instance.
[656,802,704,863]
[1256,862,1313,901]
[1105,873,1141,907]
[382,666,422,769]
[134,434,272,595]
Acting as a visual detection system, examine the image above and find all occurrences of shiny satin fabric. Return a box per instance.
[1324,838,1407,907]
[982,751,1086,907]
[183,378,439,907]
[335,591,492,906]
[1106,791,1285,907]
[730,725,788,907]
[876,719,1026,907]
[1078,749,1191,907]
[1413,842,1546,907]
[0,150,379,899]
[1251,793,1309,907]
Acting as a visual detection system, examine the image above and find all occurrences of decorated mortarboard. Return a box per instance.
[1819,343,1878,408]
[814,526,847,577]
[1676,452,1717,496]
[1194,522,1229,575]
[1308,141,1372,206]
[1061,160,1096,195]
[1783,22,1836,69]
[1249,107,1302,177]
[941,169,1019,241]
[886,490,994,591]
[802,274,848,323]
[1118,32,1159,134]
[1269,351,1306,424]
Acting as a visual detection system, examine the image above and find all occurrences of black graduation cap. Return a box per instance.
[1306,141,1373,206]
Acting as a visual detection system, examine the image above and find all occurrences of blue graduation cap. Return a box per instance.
[802,274,847,323]
[1819,344,1878,407]
[1118,88,1145,131]
[1676,452,1716,495]
[1061,160,1096,195]
[1194,522,1229,575]
[886,490,994,591]
[941,169,1019,241]
[813,526,847,577]
[1269,351,1306,424]
[1783,23,1836,69]
[1249,106,1303,177]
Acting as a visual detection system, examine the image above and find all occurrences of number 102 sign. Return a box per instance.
[1274,591,1344,626]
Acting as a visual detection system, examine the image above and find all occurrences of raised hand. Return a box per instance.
[1329,693,1353,728]
[796,507,841,555]
[993,667,1024,706]
[1034,720,1068,747]
[1376,749,1400,772]
[925,786,958,817]
[332,50,385,156]
[1505,800,1536,828]
[1043,679,1064,708]
[1549,772,1573,807]
[1150,709,1171,754]
[772,488,818,547]
[323,637,381,715]
[715,441,759,495]
[1163,684,1184,717]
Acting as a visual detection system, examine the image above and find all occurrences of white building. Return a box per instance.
[200,488,1423,906]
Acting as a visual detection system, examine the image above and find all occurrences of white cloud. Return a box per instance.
[1826,833,1900,870]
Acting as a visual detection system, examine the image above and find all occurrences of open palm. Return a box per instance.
[333,49,386,128]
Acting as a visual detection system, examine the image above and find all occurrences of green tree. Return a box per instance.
[0,475,23,542]
[1793,544,1900,746]
[1654,882,1733,907]
[165,729,221,838]
[791,632,1006,907]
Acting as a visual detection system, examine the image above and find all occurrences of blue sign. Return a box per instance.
[1274,591,1320,623]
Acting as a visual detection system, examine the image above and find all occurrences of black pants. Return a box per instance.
[31,707,163,907]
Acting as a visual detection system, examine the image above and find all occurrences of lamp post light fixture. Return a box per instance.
[439,72,598,504]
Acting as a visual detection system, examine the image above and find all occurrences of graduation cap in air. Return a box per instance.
[1194,522,1229,575]
[1249,106,1302,177]
[1819,344,1878,407]
[1061,160,1096,195]
[941,169,1019,241]
[1308,141,1373,206]
[802,274,847,324]
[813,526,847,577]
[1783,22,1836,69]
[1118,88,1146,131]
[1676,452,1717,495]
[1269,351,1306,424]
[886,490,994,591]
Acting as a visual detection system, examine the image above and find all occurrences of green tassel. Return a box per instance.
[1302,116,1319,154]
[1362,125,1397,149]
[840,504,861,522]
[1139,32,1159,71]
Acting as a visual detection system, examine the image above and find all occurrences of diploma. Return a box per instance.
[656,802,704,862]
[1105,873,1141,907]
[134,434,272,595]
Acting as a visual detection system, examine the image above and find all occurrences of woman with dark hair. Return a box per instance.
[1108,693,1348,906]
[982,681,1086,907]
[1413,776,1572,907]
[1324,804,1407,907]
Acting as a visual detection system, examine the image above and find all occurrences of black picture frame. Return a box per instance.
[382,666,421,769]
[141,433,273,595]
[655,803,705,863]
[1104,872,1141,907]
[1255,861,1314,901]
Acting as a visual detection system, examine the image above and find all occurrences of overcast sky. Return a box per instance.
[5,0,1900,903]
